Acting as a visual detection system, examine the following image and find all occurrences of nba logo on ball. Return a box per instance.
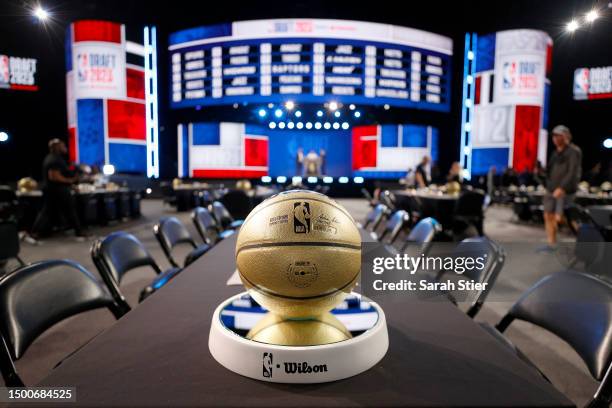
[262,353,273,378]
[293,202,311,233]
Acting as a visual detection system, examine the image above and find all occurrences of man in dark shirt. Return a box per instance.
[415,156,431,188]
[542,125,582,248]
[31,139,85,240]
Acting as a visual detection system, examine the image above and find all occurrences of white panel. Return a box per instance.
[190,146,242,168]
[72,42,127,99]
[472,105,512,147]
[126,41,145,57]
[219,122,244,146]
[537,129,548,166]
[376,147,429,171]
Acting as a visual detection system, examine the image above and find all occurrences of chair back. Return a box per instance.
[0,260,122,385]
[401,217,441,255]
[363,204,387,231]
[497,271,612,383]
[449,237,505,317]
[380,190,397,211]
[192,207,220,245]
[154,217,197,267]
[454,189,485,217]
[379,210,409,245]
[0,222,21,264]
[220,190,252,220]
[211,201,234,229]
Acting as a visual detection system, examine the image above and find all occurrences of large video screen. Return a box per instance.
[169,19,452,112]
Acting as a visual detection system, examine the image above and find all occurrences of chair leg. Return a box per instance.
[495,314,514,333]
[587,362,612,408]
[0,335,24,386]
[16,256,25,266]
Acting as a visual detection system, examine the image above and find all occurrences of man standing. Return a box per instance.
[31,139,86,240]
[542,125,582,248]
[414,156,431,188]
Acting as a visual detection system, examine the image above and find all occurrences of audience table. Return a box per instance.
[392,189,458,227]
[36,233,573,407]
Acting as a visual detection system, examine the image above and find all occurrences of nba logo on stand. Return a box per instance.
[77,53,89,82]
[502,62,517,89]
[573,68,589,100]
[293,202,311,233]
[0,55,9,85]
[262,353,273,378]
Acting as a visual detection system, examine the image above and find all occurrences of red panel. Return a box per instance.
[193,169,268,178]
[9,84,38,91]
[474,76,481,105]
[545,44,553,77]
[106,99,146,140]
[126,68,145,100]
[513,106,541,172]
[244,137,268,166]
[73,20,122,43]
[588,92,612,100]
[68,127,77,163]
[352,125,377,170]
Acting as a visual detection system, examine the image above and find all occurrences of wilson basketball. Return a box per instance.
[236,190,361,318]
[247,312,352,346]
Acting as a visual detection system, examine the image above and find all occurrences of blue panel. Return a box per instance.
[543,83,551,129]
[182,125,189,177]
[475,33,495,73]
[268,130,351,177]
[76,99,105,167]
[245,124,267,136]
[109,143,146,173]
[169,24,232,45]
[192,123,220,145]
[352,170,407,179]
[471,148,509,175]
[65,25,72,71]
[402,125,427,148]
[430,127,439,163]
[380,125,398,147]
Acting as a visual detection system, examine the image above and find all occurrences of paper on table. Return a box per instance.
[226,269,242,286]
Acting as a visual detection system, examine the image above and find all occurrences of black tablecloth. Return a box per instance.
[36,233,573,407]
[393,191,457,228]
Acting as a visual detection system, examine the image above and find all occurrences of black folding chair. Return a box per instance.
[192,207,234,245]
[0,222,25,274]
[378,210,410,245]
[453,189,486,237]
[0,260,124,386]
[437,236,505,318]
[362,204,388,232]
[400,217,442,256]
[91,232,182,312]
[379,190,397,211]
[154,217,211,268]
[220,190,253,221]
[210,201,244,230]
[494,271,612,408]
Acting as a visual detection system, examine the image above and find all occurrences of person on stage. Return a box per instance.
[295,147,304,176]
[415,155,431,188]
[541,125,582,250]
[31,139,87,241]
[446,161,464,184]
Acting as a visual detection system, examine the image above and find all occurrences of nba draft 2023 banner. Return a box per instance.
[65,20,147,173]
[470,29,552,175]
[0,54,38,91]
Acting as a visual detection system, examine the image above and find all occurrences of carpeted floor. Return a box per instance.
[1,198,597,406]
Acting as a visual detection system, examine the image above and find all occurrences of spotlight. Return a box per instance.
[566,20,580,32]
[258,109,267,117]
[287,122,295,129]
[342,122,349,130]
[33,6,49,21]
[323,176,333,183]
[269,122,277,129]
[324,122,331,129]
[333,122,340,129]
[353,176,364,184]
[278,122,286,129]
[316,110,324,117]
[295,110,302,118]
[467,75,473,84]
[307,176,318,183]
[292,176,302,184]
[0,132,8,142]
[145,188,152,194]
[296,122,304,129]
[268,103,274,108]
[604,138,612,149]
[315,122,322,129]
[467,51,474,60]
[306,122,313,129]
[585,10,599,23]
[274,109,283,118]
[233,103,239,109]
[465,99,472,107]
[102,164,115,176]
[334,111,341,118]
[276,176,287,183]
[349,104,356,110]
[354,111,361,118]
[383,104,390,110]
[338,176,349,184]
[328,101,338,111]
[261,176,272,183]
[285,101,295,110]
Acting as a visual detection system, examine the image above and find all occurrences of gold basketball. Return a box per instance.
[236,190,361,318]
[247,312,352,346]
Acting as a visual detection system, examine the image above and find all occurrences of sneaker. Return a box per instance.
[536,244,557,253]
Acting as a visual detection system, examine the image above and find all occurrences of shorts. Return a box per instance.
[542,193,574,215]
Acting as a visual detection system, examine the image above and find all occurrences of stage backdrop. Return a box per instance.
[177,121,438,178]
[462,29,552,176]
[65,20,149,173]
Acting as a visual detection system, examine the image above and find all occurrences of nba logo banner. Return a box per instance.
[0,56,8,86]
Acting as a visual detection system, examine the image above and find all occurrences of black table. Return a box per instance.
[588,205,612,228]
[36,233,573,407]
[393,190,458,228]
